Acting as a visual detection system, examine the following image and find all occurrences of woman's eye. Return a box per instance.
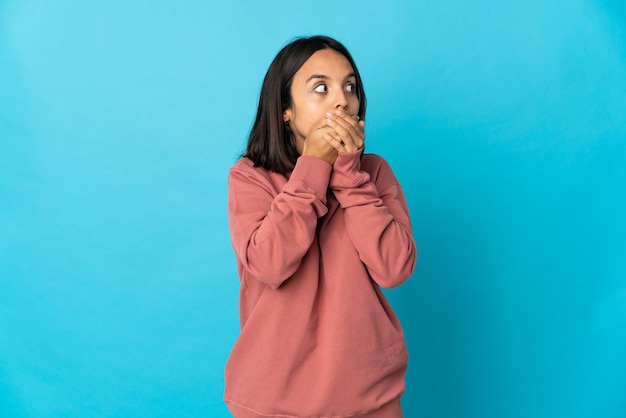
[346,83,355,93]
[314,84,327,93]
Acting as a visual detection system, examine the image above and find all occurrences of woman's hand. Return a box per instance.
[301,123,339,165]
[323,110,365,153]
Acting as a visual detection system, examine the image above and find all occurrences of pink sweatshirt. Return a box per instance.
[225,149,417,418]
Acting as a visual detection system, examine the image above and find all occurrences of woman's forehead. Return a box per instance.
[296,49,354,82]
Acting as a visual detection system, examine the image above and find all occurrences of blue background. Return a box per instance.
[1,0,625,417]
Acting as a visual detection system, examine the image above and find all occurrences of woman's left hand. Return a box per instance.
[323,110,365,153]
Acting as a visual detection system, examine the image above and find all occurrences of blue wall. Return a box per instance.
[1,1,625,417]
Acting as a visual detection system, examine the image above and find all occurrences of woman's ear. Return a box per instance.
[283,108,292,124]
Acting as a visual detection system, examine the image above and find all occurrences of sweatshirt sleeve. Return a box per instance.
[228,156,332,289]
[329,150,417,288]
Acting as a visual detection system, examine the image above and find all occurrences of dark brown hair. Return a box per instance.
[244,35,367,174]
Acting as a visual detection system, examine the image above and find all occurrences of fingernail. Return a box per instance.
[326,118,333,125]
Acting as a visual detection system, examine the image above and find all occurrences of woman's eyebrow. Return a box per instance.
[305,72,356,83]
[305,74,328,83]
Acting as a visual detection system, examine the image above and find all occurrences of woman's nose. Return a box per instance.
[334,90,348,109]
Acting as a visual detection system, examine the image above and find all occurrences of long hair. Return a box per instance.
[244,35,367,174]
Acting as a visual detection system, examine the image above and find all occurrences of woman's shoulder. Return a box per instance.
[230,156,255,171]
[361,152,400,187]
[230,157,269,177]
[361,152,392,173]
[361,152,387,166]
[229,157,288,188]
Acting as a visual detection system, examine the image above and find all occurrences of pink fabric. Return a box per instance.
[227,397,403,418]
[225,150,416,417]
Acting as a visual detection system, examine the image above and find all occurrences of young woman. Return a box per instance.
[225,35,417,418]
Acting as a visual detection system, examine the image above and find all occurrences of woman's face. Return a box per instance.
[284,48,360,154]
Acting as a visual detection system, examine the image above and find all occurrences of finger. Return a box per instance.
[326,111,365,150]
[358,120,366,146]
[323,131,347,152]
[325,115,359,151]
[327,121,361,152]
[327,110,362,136]
[339,110,365,138]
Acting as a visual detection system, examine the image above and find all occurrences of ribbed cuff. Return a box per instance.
[330,149,369,190]
[289,155,332,200]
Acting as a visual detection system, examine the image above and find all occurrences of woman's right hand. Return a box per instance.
[301,124,338,165]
